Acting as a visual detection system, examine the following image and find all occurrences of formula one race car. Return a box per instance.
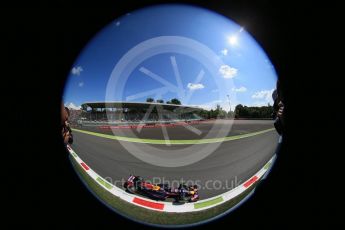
[124,175,199,203]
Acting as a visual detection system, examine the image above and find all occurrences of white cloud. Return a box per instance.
[196,104,212,110]
[197,100,220,110]
[64,102,81,110]
[196,100,237,112]
[251,101,271,107]
[252,89,274,100]
[78,82,84,87]
[232,86,247,92]
[264,59,274,69]
[219,65,238,78]
[187,83,205,90]
[197,100,235,111]
[251,89,275,105]
[115,21,121,26]
[71,66,83,76]
[220,49,228,56]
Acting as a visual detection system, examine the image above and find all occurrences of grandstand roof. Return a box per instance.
[81,101,203,111]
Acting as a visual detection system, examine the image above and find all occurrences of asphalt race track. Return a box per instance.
[78,119,275,140]
[71,120,279,199]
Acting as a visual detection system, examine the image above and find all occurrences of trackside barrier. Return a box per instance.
[82,119,214,129]
[97,120,211,130]
[67,145,276,212]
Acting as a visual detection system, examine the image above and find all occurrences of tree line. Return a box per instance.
[146,97,181,105]
[195,104,274,119]
[234,104,274,119]
[146,98,274,119]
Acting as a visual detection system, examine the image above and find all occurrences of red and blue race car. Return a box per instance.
[124,175,199,203]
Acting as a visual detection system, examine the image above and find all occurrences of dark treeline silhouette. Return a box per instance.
[234,104,274,119]
[146,97,182,105]
[144,98,273,119]
[166,98,181,105]
[195,104,274,119]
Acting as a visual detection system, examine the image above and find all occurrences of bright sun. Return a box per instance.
[228,36,238,45]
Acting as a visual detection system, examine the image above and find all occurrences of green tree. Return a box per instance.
[146,97,154,103]
[170,98,181,105]
[214,104,227,118]
[156,99,164,103]
[234,104,273,119]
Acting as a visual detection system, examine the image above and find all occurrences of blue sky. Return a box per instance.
[63,5,277,111]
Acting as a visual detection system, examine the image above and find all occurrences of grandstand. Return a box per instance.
[78,101,205,126]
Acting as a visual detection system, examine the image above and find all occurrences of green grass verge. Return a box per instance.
[264,161,272,170]
[194,196,224,209]
[72,128,274,145]
[71,156,259,226]
[96,177,113,190]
